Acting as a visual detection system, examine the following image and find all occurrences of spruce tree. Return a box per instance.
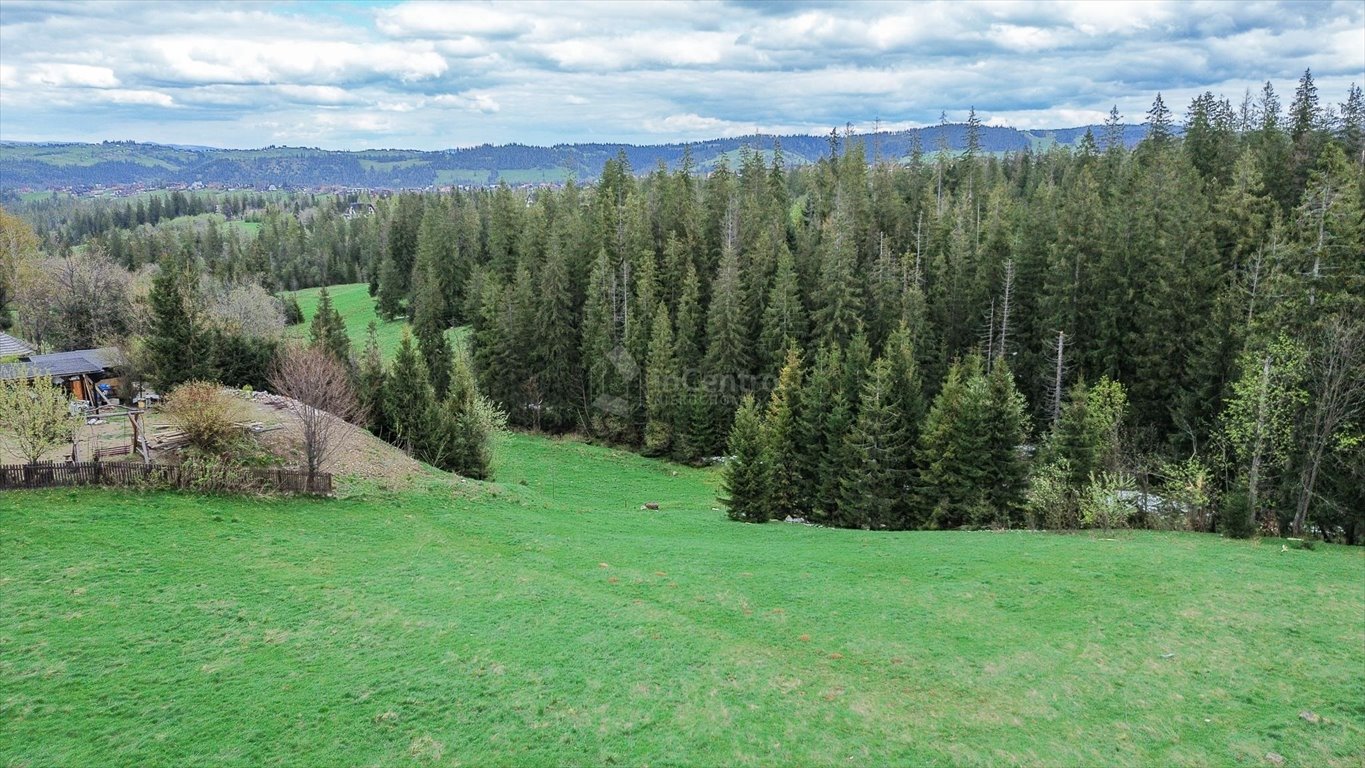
[721,394,771,523]
[1289,68,1320,143]
[535,237,580,430]
[439,347,495,481]
[758,246,807,376]
[682,384,720,460]
[581,249,627,438]
[842,328,872,410]
[643,302,676,456]
[1050,379,1096,489]
[839,358,910,529]
[358,321,387,436]
[383,329,437,455]
[883,324,926,449]
[146,257,216,391]
[673,261,704,375]
[309,287,351,366]
[412,263,453,399]
[916,359,988,529]
[980,362,1030,527]
[1144,93,1174,147]
[626,250,660,437]
[794,344,841,517]
[815,390,854,524]
[494,265,538,425]
[704,245,751,386]
[761,345,804,521]
[1338,83,1364,160]
[811,224,864,348]
[375,253,405,320]
[866,240,902,351]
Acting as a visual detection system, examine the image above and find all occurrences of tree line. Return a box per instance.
[3,71,1361,539]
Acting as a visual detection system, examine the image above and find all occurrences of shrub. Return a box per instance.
[1219,488,1256,539]
[1079,471,1134,532]
[1025,458,1075,530]
[1159,456,1216,532]
[162,381,246,454]
[281,293,305,326]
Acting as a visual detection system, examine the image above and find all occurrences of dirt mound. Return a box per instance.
[235,391,427,485]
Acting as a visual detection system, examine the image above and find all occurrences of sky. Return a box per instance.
[0,0,1362,151]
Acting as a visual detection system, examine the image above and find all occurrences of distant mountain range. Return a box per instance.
[0,123,1149,190]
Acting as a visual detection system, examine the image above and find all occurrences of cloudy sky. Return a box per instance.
[1,0,1361,150]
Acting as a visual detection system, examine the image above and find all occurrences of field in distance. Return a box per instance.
[284,282,467,361]
[2,432,1362,766]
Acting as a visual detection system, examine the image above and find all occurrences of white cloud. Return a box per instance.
[102,88,175,107]
[376,2,527,38]
[0,0,1360,149]
[432,91,501,113]
[274,84,359,105]
[640,113,793,138]
[1062,0,1178,36]
[137,37,448,85]
[26,63,120,88]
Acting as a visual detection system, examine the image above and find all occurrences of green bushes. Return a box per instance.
[370,329,502,480]
[162,381,246,454]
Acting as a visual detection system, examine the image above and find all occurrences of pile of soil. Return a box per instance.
[235,391,427,485]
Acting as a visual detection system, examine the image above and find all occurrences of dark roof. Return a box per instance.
[0,332,35,358]
[29,347,125,369]
[0,355,108,381]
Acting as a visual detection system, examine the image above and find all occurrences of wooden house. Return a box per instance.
[0,346,126,403]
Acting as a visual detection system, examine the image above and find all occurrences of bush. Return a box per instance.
[1079,471,1134,532]
[281,293,305,326]
[1158,456,1216,532]
[1025,458,1076,530]
[1218,489,1256,539]
[417,394,505,480]
[162,381,246,454]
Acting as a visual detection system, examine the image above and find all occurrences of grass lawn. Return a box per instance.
[284,282,467,362]
[2,432,1363,767]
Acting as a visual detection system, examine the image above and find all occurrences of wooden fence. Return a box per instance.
[0,461,332,495]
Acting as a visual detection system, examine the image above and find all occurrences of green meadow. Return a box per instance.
[3,433,1363,767]
[285,282,467,362]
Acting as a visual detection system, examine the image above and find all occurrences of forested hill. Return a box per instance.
[0,123,1149,189]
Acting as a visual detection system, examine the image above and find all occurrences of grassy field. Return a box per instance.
[2,432,1363,767]
[284,282,467,362]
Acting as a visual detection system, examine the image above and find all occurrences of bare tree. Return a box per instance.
[269,345,364,492]
[204,279,287,339]
[996,259,1015,362]
[16,249,133,350]
[1291,315,1364,535]
[1046,330,1067,425]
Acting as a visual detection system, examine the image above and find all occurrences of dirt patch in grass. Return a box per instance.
[233,392,427,487]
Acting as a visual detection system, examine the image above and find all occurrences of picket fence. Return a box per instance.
[0,461,331,495]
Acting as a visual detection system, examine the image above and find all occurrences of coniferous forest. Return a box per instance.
[5,77,1363,540]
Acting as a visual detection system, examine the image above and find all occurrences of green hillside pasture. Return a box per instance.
[1,143,182,169]
[495,168,574,184]
[2,432,1362,767]
[285,282,467,361]
[435,169,495,186]
[357,158,428,172]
